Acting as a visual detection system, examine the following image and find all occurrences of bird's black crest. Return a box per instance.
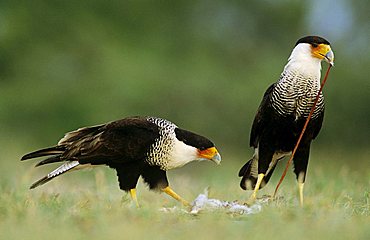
[174,128,214,150]
[295,36,330,47]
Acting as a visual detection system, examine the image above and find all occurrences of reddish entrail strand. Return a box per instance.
[273,65,332,198]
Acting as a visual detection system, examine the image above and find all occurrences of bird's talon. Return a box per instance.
[182,200,191,207]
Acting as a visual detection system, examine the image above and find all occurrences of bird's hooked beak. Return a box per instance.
[312,44,334,66]
[211,152,222,165]
[325,50,334,66]
[198,147,221,165]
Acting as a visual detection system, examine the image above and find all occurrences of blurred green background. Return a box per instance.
[0,2,369,239]
[1,0,369,168]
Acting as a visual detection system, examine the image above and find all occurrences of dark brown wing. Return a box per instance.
[22,117,160,166]
[64,117,160,165]
[250,84,275,148]
[312,110,324,139]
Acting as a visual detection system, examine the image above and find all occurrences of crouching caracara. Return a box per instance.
[239,36,334,205]
[21,116,221,206]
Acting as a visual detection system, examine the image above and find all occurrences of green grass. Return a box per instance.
[0,151,369,240]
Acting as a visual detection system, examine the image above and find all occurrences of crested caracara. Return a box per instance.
[239,36,334,205]
[22,116,221,206]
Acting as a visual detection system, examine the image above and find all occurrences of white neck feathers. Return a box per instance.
[283,43,322,80]
[167,138,198,169]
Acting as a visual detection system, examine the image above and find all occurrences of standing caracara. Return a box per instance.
[21,116,221,206]
[239,36,334,205]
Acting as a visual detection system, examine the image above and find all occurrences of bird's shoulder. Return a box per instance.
[58,117,158,144]
[104,117,160,133]
[101,117,160,143]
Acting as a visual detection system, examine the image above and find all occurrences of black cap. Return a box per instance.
[295,36,330,46]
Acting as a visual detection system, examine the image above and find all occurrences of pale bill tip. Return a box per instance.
[212,153,222,165]
[325,50,334,66]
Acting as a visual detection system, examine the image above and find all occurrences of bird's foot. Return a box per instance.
[161,186,190,207]
[244,192,257,206]
[129,188,140,208]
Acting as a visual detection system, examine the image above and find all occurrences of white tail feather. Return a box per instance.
[47,161,80,178]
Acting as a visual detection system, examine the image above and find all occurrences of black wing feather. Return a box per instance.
[312,111,324,139]
[250,83,275,148]
[71,117,160,165]
[22,117,160,166]
[21,146,65,160]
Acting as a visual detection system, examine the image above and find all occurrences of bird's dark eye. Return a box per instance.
[311,43,318,48]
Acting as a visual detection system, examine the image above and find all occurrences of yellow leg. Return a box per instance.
[248,173,265,203]
[298,172,305,206]
[130,188,140,208]
[298,182,304,207]
[161,186,190,206]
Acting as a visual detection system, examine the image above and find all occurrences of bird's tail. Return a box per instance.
[21,146,65,161]
[239,155,276,190]
[21,145,68,168]
[21,145,81,189]
[29,161,80,189]
[239,155,259,190]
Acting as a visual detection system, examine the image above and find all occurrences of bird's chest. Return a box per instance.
[146,134,197,171]
[146,135,174,171]
[272,75,323,119]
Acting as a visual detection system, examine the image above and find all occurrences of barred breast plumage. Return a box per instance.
[145,117,177,170]
[271,70,324,120]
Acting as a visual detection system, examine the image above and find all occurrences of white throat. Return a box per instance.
[167,138,198,170]
[272,43,325,119]
[283,43,322,80]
